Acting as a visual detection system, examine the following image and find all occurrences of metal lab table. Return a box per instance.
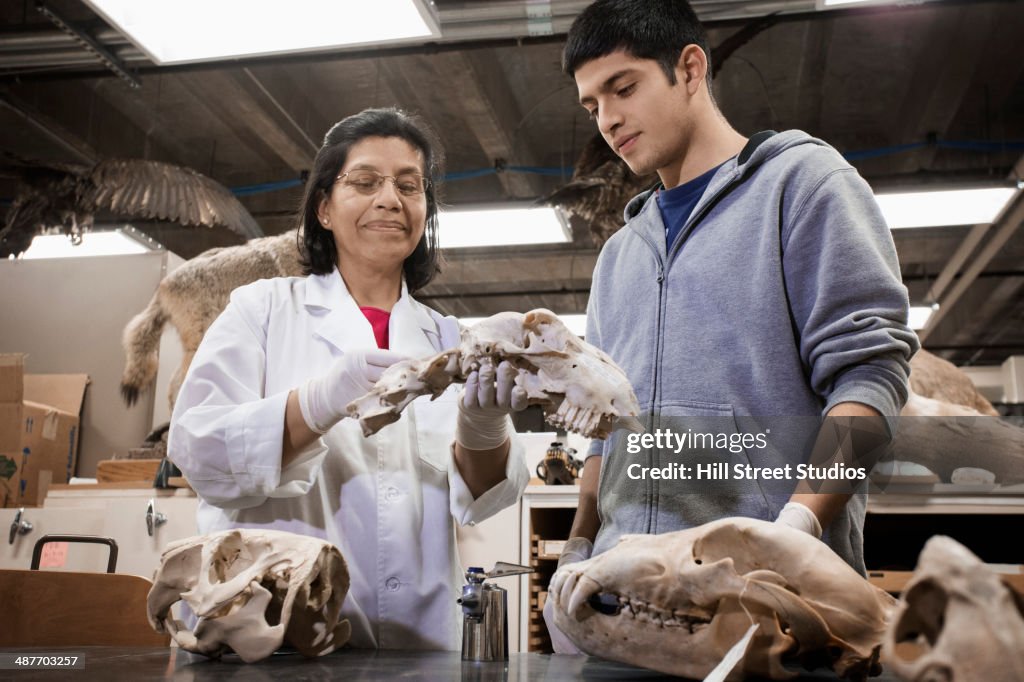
[0,647,905,681]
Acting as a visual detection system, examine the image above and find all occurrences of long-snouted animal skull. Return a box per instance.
[347,308,642,439]
[550,518,896,681]
[147,529,351,662]
[883,536,1024,682]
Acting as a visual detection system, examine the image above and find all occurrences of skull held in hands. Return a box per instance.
[147,529,351,662]
[550,517,896,680]
[347,309,642,439]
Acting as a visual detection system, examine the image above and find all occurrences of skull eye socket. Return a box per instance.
[588,592,622,616]
[899,578,949,646]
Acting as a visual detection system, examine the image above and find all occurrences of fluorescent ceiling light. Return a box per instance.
[459,313,587,337]
[818,0,893,6]
[83,0,440,65]
[908,304,939,330]
[875,187,1016,229]
[439,206,571,249]
[20,229,152,259]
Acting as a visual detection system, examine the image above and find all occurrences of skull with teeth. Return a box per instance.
[550,518,896,681]
[883,535,1024,682]
[147,529,352,662]
[346,309,642,439]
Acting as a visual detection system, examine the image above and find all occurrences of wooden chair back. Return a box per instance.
[0,569,169,647]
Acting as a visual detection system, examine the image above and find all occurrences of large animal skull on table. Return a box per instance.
[883,535,1024,682]
[347,309,642,439]
[549,518,896,680]
[147,529,351,662]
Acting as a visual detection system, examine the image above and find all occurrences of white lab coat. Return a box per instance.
[168,269,528,650]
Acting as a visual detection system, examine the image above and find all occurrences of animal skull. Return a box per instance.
[550,518,895,680]
[883,536,1024,682]
[347,309,642,439]
[147,529,351,662]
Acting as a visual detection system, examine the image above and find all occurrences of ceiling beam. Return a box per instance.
[34,1,140,89]
[923,222,989,303]
[376,53,537,199]
[87,77,206,168]
[434,50,544,198]
[889,5,995,174]
[176,70,315,173]
[0,89,97,164]
[920,188,1024,341]
[240,68,319,157]
[242,65,333,150]
[792,19,831,136]
[935,275,1024,365]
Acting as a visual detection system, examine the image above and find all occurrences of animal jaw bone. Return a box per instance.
[883,536,1024,682]
[347,309,643,439]
[147,528,351,662]
[550,517,896,680]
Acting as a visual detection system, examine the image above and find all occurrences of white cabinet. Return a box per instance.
[0,487,198,577]
[1,506,107,570]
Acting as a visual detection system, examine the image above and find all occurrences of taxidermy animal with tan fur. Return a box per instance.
[120,230,302,409]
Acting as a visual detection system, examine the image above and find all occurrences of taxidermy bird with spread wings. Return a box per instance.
[0,157,263,258]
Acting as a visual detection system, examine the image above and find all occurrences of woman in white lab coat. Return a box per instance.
[168,108,529,651]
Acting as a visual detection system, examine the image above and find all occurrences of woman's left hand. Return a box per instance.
[462,359,529,415]
[455,359,528,451]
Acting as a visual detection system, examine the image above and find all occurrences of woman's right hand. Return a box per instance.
[298,349,407,434]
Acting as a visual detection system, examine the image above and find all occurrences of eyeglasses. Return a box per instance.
[335,169,428,197]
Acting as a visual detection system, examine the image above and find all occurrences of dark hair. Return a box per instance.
[297,107,444,292]
[563,0,712,93]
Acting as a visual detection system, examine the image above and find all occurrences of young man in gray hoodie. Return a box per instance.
[545,0,920,652]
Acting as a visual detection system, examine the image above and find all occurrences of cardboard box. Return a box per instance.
[0,354,24,403]
[0,355,24,507]
[0,354,89,507]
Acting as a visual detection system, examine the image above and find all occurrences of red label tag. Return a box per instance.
[39,541,68,568]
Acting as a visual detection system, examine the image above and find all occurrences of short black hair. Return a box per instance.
[297,107,444,293]
[563,0,711,91]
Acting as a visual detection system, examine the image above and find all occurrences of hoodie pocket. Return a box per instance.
[653,399,772,523]
[656,399,744,468]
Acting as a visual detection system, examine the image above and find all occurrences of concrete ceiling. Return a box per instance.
[0,0,1022,369]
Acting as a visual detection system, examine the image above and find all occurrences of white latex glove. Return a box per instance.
[455,358,528,451]
[298,349,407,434]
[543,536,594,654]
[774,501,823,539]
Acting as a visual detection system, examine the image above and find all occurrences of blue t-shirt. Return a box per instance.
[657,162,724,251]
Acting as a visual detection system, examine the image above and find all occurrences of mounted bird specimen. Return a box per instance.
[0,158,263,257]
[541,133,657,247]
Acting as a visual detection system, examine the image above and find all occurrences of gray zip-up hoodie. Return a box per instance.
[588,130,919,572]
